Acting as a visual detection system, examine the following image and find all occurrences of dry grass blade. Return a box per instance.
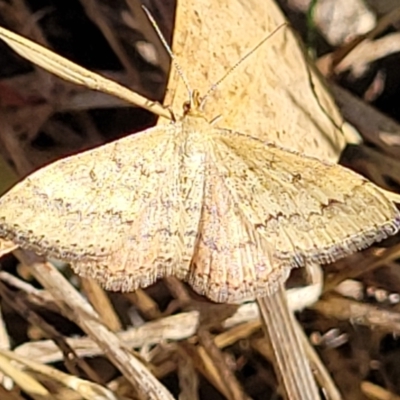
[0,353,50,397]
[361,381,400,400]
[295,322,343,399]
[257,286,320,399]
[0,349,119,400]
[0,26,171,120]
[196,329,250,400]
[80,278,122,332]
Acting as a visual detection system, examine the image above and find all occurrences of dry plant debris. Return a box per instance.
[0,0,396,398]
[0,4,399,398]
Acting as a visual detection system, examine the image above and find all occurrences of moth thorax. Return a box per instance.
[181,112,210,136]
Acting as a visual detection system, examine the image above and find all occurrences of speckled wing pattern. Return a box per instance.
[0,124,203,292]
[0,118,399,303]
[188,158,291,302]
[210,129,400,266]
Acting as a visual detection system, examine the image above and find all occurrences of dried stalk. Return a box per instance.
[257,283,320,400]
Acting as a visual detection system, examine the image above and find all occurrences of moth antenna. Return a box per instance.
[142,6,193,106]
[201,22,287,107]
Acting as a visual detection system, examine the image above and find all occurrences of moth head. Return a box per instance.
[183,90,205,117]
